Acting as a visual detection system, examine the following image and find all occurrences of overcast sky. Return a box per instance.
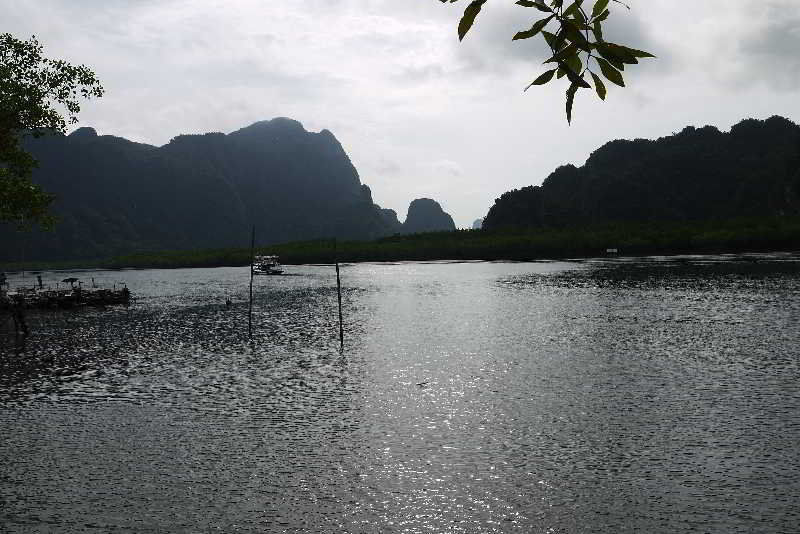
[5,0,800,227]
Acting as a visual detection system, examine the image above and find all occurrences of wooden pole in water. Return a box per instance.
[20,216,25,281]
[334,238,344,349]
[248,225,255,338]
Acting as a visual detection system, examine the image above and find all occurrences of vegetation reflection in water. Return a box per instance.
[1,255,799,532]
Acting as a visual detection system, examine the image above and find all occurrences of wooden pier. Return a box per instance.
[1,286,131,311]
[1,280,132,339]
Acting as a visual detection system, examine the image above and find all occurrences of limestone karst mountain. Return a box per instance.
[3,119,411,261]
[402,198,457,234]
[484,116,800,230]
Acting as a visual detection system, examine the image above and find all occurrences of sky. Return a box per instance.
[4,0,800,227]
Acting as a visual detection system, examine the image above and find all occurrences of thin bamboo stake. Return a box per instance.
[334,238,344,349]
[248,225,255,338]
[21,216,25,281]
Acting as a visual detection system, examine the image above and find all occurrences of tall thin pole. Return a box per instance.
[248,225,255,338]
[334,238,344,349]
[20,216,24,280]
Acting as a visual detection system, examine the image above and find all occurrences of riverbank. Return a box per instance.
[3,216,799,272]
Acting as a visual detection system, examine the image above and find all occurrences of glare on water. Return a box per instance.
[1,254,799,532]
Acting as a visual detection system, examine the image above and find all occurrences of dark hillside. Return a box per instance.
[484,116,800,230]
[402,198,456,234]
[2,119,412,261]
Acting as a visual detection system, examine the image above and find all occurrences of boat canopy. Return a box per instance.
[254,255,279,262]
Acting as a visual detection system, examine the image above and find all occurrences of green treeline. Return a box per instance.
[3,216,798,272]
[484,116,800,230]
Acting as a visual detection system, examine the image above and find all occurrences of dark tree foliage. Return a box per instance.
[483,116,800,230]
[442,0,654,122]
[0,33,103,226]
[17,214,798,271]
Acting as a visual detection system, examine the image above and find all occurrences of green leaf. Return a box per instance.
[591,0,610,19]
[563,20,591,51]
[590,70,606,100]
[525,68,557,90]
[566,82,578,124]
[558,60,591,87]
[458,0,488,41]
[542,30,567,52]
[563,0,583,18]
[516,0,553,11]
[544,43,579,63]
[620,45,656,58]
[542,30,557,48]
[513,14,555,40]
[594,43,626,70]
[603,42,638,64]
[595,56,625,86]
[592,20,604,41]
[564,53,582,75]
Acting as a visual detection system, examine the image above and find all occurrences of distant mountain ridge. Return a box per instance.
[483,116,800,230]
[2,118,455,261]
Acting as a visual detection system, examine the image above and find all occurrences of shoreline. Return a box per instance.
[3,247,799,275]
[3,216,799,273]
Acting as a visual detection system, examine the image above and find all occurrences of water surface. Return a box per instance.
[2,254,799,532]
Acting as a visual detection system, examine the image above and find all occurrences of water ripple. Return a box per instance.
[1,256,799,532]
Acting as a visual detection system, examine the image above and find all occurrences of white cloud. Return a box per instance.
[731,1,800,91]
[431,159,464,178]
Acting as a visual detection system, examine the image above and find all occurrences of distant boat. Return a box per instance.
[253,255,284,275]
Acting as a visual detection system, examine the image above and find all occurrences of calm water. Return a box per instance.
[1,254,799,533]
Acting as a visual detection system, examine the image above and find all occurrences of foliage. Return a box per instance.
[441,0,654,123]
[0,167,51,225]
[483,116,800,230]
[105,216,800,266]
[0,33,103,226]
[0,217,800,271]
[3,215,798,272]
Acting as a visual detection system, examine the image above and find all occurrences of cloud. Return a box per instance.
[733,1,800,91]
[394,63,447,84]
[431,159,464,178]
[375,157,402,175]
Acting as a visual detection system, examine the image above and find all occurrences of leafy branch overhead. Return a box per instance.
[0,33,104,226]
[441,0,655,123]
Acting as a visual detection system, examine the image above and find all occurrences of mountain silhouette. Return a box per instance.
[2,119,455,261]
[483,116,800,230]
[402,198,456,234]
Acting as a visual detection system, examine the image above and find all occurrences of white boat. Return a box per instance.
[252,255,284,275]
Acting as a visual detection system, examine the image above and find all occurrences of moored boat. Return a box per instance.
[253,255,284,275]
